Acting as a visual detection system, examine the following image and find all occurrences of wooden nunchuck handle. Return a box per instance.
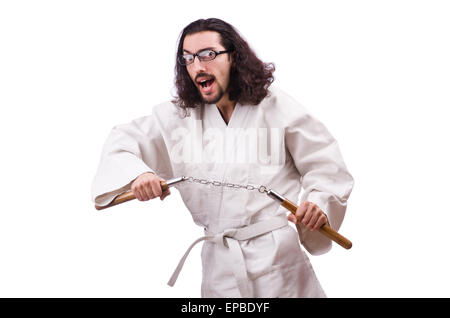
[95,181,169,211]
[281,199,352,250]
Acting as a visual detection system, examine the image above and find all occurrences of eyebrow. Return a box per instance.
[183,47,217,54]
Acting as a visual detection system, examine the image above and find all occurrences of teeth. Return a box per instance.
[198,79,213,88]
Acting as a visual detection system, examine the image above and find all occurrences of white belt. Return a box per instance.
[167,216,288,297]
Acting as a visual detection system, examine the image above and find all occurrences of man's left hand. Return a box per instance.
[287,201,328,232]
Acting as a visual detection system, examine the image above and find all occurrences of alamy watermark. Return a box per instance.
[170,120,286,168]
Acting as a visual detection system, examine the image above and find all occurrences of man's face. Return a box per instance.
[182,31,233,105]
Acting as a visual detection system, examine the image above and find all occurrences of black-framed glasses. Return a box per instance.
[178,49,233,65]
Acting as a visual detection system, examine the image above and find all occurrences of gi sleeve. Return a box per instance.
[91,114,173,207]
[285,111,354,255]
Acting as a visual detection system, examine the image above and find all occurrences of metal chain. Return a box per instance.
[185,176,268,193]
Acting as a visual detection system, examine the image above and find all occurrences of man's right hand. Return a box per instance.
[131,172,171,201]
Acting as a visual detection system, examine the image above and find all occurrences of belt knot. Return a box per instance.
[210,228,237,247]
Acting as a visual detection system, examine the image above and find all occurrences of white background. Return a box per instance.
[1,0,449,297]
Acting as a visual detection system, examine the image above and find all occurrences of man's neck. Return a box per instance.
[216,94,236,125]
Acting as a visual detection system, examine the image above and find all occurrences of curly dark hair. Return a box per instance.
[173,18,275,110]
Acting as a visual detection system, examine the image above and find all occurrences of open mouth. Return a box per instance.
[198,78,215,88]
[196,77,215,94]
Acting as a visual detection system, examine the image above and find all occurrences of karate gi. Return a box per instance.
[91,86,354,298]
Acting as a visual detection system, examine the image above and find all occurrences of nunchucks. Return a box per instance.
[266,189,352,249]
[94,176,186,210]
[94,176,352,249]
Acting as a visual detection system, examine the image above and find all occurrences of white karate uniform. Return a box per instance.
[91,86,354,298]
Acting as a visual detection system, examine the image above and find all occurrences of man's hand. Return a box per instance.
[287,201,328,231]
[131,172,171,201]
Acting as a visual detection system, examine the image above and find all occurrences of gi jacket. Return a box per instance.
[92,86,354,297]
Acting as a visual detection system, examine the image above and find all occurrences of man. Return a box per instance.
[92,18,353,297]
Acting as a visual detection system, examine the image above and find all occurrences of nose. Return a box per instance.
[190,55,206,73]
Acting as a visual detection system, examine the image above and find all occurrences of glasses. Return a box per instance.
[178,49,233,65]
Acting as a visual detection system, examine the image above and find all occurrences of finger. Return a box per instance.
[287,214,297,224]
[307,210,321,231]
[142,183,153,200]
[295,202,308,222]
[133,188,144,201]
[151,180,163,198]
[131,185,140,200]
[302,202,315,226]
[313,214,328,231]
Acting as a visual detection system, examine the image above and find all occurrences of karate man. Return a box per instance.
[92,18,354,297]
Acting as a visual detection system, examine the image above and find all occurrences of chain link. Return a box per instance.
[185,176,268,193]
